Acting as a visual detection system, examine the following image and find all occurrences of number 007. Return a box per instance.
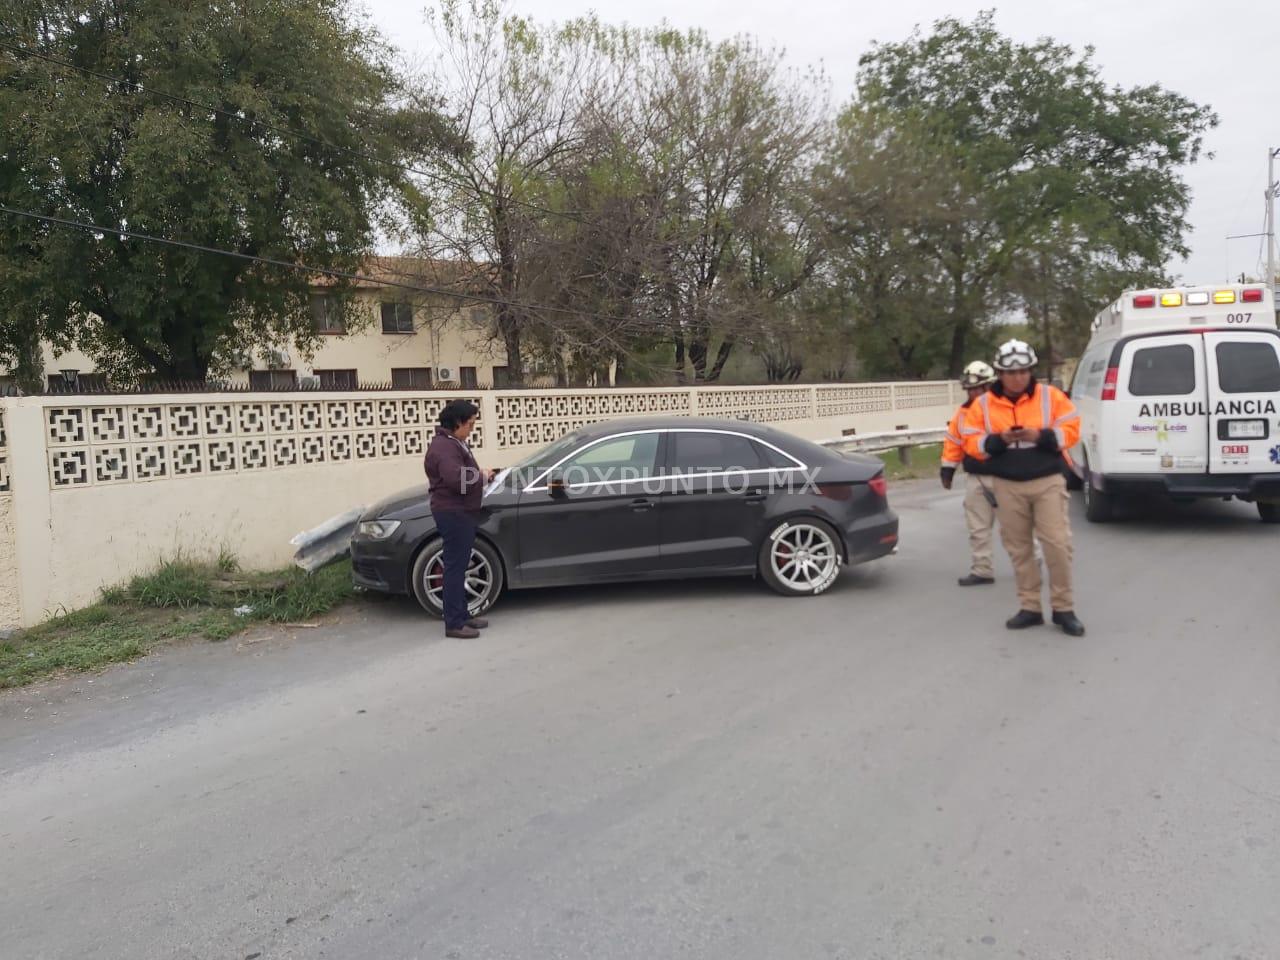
[1226,313,1253,324]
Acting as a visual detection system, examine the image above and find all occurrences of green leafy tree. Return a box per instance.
[825,12,1217,376]
[0,0,452,381]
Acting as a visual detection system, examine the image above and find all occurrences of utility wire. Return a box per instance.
[0,37,588,224]
[0,204,661,335]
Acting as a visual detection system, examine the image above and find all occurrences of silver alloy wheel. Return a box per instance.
[769,522,838,591]
[423,548,494,614]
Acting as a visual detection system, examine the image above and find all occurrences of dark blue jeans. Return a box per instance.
[434,510,478,629]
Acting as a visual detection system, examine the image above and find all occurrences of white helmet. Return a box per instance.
[994,339,1038,371]
[960,360,996,389]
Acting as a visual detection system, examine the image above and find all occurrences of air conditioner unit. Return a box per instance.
[267,349,291,369]
[436,366,456,382]
[299,375,320,390]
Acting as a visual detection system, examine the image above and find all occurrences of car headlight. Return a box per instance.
[357,520,402,540]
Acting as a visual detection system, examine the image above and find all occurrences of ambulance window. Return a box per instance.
[1215,341,1280,394]
[1128,344,1196,396]
[1082,354,1107,398]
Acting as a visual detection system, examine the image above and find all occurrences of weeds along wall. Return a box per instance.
[0,382,960,628]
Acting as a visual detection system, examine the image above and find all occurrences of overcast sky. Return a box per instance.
[362,0,1277,287]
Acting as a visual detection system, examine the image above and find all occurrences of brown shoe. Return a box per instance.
[445,625,480,639]
[466,618,489,629]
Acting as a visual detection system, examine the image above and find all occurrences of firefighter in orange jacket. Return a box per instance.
[942,361,999,587]
[962,340,1085,637]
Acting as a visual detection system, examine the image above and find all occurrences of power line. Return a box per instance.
[0,204,654,332]
[0,36,587,225]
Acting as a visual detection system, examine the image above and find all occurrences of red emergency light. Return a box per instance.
[1132,294,1156,308]
[1241,288,1264,303]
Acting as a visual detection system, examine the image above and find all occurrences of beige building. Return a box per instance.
[2,257,518,392]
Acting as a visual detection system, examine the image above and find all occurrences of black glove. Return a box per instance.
[940,466,956,490]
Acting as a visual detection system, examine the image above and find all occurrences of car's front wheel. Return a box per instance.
[410,536,505,618]
[1258,501,1280,524]
[758,518,842,597]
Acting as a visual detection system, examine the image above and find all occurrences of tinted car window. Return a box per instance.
[560,433,659,483]
[1216,341,1280,394]
[753,441,799,469]
[1128,344,1196,396]
[670,432,765,472]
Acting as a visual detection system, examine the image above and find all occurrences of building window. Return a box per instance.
[459,366,478,389]
[315,369,358,390]
[380,302,414,334]
[391,367,433,390]
[470,307,488,325]
[311,294,346,334]
[491,365,512,388]
[250,370,298,390]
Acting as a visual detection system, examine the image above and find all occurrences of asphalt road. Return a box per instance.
[3,482,1278,960]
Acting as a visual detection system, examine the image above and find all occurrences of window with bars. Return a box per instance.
[250,370,298,390]
[380,302,415,334]
[311,294,346,334]
[391,367,434,390]
[315,369,358,390]
[459,366,478,389]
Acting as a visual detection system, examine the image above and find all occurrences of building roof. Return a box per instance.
[312,255,495,296]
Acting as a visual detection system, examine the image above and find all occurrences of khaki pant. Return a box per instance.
[992,473,1074,613]
[963,473,996,579]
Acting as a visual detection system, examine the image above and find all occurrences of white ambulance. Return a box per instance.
[1068,284,1280,523]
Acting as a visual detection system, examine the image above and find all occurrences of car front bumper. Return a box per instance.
[350,541,410,594]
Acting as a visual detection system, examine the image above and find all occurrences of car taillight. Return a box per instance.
[1242,288,1264,303]
[817,483,853,500]
[1133,294,1156,308]
[1100,366,1119,401]
[868,475,888,498]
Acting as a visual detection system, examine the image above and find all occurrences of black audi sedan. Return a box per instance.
[350,416,898,617]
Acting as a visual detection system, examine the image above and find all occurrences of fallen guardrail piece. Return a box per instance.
[291,506,365,573]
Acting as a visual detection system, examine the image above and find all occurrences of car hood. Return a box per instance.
[364,484,431,521]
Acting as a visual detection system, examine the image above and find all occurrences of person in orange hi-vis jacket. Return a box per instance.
[941,361,1000,587]
[962,339,1085,637]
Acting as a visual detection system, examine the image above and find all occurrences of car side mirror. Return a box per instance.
[546,470,568,498]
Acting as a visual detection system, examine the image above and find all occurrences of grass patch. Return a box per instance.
[0,559,357,690]
[876,442,943,481]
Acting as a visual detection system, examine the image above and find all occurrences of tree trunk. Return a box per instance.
[499,310,524,385]
[707,337,735,382]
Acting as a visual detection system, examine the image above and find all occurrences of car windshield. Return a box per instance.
[501,430,585,483]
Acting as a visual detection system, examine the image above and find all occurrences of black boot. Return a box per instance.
[957,574,995,587]
[1005,610,1045,630]
[1052,611,1086,637]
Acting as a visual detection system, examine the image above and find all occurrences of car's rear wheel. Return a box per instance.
[758,518,842,597]
[1082,457,1114,523]
[1258,501,1280,524]
[410,536,505,618]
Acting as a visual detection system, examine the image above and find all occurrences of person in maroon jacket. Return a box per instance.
[424,400,493,638]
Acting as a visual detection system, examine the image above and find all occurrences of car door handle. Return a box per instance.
[630,498,655,511]
[744,492,767,504]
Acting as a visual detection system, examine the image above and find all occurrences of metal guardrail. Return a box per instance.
[819,427,948,455]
